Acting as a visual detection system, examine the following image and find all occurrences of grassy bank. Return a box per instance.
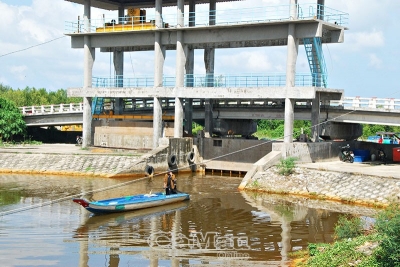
[290,203,400,267]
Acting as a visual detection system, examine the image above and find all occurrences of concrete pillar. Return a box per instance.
[82,0,95,148]
[153,0,164,148]
[311,92,320,142]
[113,50,124,115]
[185,45,194,136]
[153,97,163,148]
[284,1,298,144]
[317,0,325,20]
[174,0,185,138]
[184,0,196,136]
[113,6,125,115]
[204,0,216,138]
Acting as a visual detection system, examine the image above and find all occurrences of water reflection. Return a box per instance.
[0,173,379,267]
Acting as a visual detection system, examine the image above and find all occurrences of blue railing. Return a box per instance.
[92,73,326,88]
[65,4,348,34]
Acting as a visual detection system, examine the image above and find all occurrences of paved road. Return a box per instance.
[298,161,400,179]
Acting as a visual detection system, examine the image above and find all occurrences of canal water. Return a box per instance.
[0,173,378,267]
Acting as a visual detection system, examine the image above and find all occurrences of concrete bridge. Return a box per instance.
[21,96,400,127]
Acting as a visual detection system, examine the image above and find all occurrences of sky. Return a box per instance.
[0,0,399,99]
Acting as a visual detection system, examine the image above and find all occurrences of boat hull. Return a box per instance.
[73,192,190,214]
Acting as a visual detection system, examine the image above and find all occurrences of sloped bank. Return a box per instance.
[245,165,400,207]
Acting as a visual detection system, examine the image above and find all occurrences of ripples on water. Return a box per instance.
[0,173,379,267]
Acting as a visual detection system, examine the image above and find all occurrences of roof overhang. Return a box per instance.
[65,0,241,9]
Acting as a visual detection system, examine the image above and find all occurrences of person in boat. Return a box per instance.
[164,169,177,195]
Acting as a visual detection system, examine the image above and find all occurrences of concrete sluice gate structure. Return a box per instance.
[65,0,352,172]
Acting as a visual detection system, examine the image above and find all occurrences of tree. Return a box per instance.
[0,97,26,142]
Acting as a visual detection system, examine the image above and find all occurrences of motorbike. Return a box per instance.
[76,136,83,146]
[339,144,354,163]
[377,148,387,164]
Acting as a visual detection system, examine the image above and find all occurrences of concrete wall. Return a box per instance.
[93,120,174,149]
[195,137,273,163]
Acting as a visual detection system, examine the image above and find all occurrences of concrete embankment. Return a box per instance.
[0,145,145,177]
[245,161,400,207]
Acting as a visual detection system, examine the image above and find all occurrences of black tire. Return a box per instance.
[349,156,354,163]
[168,154,177,167]
[144,165,154,176]
[186,151,195,163]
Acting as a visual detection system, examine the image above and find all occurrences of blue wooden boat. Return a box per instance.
[73,192,190,214]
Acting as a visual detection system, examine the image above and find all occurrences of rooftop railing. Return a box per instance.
[92,73,327,88]
[65,4,348,34]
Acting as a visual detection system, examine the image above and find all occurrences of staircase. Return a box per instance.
[303,37,328,88]
[91,97,104,115]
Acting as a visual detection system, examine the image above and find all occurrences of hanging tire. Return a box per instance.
[144,165,154,176]
[186,151,195,163]
[168,154,177,167]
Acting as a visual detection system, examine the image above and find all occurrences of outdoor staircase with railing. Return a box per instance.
[303,37,328,88]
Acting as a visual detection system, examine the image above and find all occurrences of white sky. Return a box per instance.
[0,0,399,98]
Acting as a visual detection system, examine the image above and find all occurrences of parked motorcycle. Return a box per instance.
[339,144,354,163]
[377,147,387,164]
[76,136,83,146]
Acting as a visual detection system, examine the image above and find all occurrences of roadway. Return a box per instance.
[20,97,400,127]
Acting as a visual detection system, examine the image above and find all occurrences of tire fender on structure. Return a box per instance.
[144,165,154,176]
[168,154,177,167]
[186,151,195,163]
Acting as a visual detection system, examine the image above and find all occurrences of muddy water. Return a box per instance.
[0,173,379,267]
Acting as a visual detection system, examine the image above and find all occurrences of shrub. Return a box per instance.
[277,157,297,176]
[334,215,363,240]
[374,203,400,267]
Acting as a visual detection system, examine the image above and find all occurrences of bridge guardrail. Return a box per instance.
[20,97,400,117]
[20,103,84,115]
[330,97,400,110]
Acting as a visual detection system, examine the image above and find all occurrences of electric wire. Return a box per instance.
[0,105,362,218]
[0,36,67,58]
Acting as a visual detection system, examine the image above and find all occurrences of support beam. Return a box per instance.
[311,92,321,142]
[82,0,94,148]
[284,0,298,144]
[153,0,164,147]
[174,0,185,138]
[184,0,196,136]
[204,0,216,138]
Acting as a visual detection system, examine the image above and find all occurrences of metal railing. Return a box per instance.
[92,73,326,88]
[65,4,348,34]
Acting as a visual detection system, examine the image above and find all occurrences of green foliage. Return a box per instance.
[374,203,400,267]
[334,215,363,240]
[0,84,82,106]
[277,157,297,176]
[255,120,311,140]
[361,124,400,140]
[305,234,380,267]
[0,97,26,141]
[192,122,203,135]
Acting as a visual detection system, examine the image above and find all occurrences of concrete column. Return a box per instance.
[82,0,94,148]
[184,0,195,136]
[153,0,164,148]
[311,92,320,142]
[185,45,194,136]
[174,0,185,138]
[153,97,163,148]
[289,0,298,20]
[113,50,124,115]
[284,10,298,143]
[317,0,325,20]
[204,0,216,138]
